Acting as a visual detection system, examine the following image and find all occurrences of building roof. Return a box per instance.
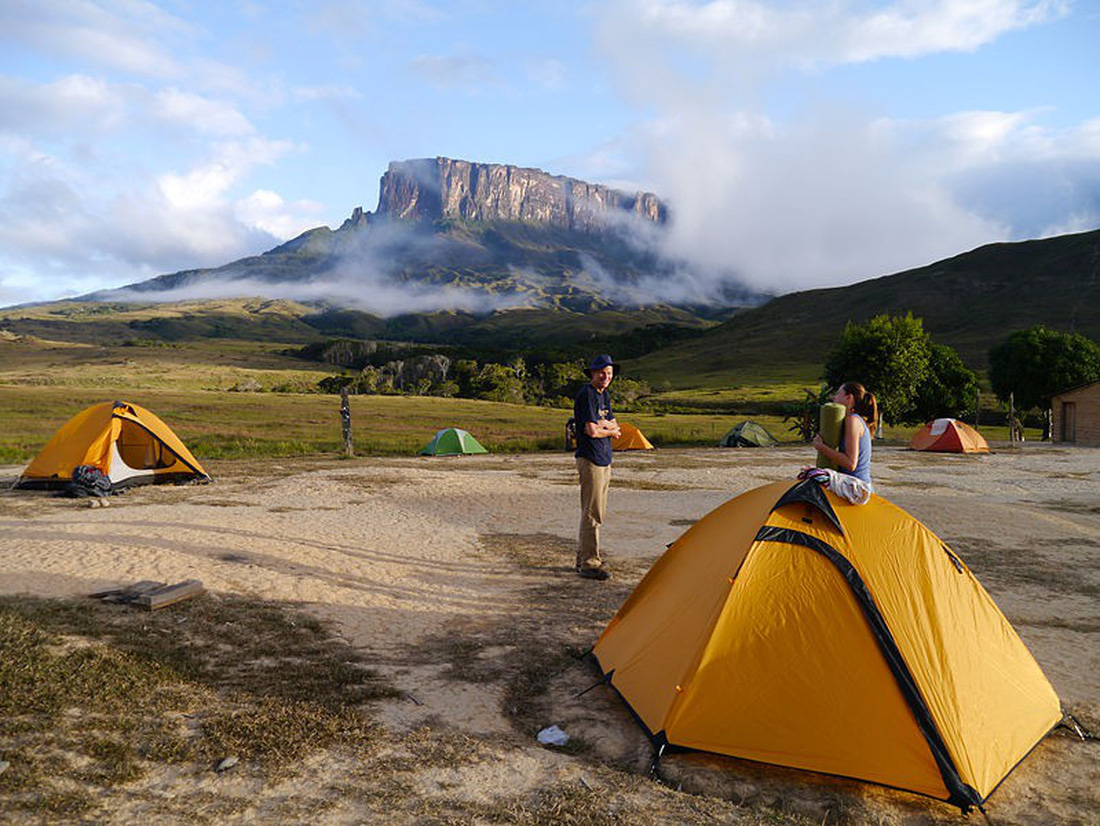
[1052,378,1100,399]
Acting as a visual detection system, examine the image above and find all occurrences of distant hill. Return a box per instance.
[630,228,1100,388]
[0,297,716,361]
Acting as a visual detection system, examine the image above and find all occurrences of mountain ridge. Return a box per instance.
[629,227,1100,386]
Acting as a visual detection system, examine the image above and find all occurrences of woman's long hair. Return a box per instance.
[841,381,879,436]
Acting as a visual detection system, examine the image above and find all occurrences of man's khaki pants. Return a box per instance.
[576,457,611,570]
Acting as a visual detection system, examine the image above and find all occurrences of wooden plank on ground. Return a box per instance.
[135,580,205,611]
[91,580,166,603]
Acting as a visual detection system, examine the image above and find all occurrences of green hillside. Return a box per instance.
[97,217,756,314]
[0,296,714,357]
[630,228,1100,388]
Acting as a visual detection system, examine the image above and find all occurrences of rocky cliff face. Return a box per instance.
[373,157,668,231]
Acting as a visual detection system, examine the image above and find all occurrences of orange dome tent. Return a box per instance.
[566,418,655,451]
[593,479,1062,813]
[910,419,989,453]
[16,401,211,490]
[612,422,655,451]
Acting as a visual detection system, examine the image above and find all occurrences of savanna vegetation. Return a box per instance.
[6,292,1084,467]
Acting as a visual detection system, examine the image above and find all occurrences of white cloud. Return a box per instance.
[620,0,1070,66]
[635,108,1006,293]
[841,0,1069,62]
[152,88,255,136]
[588,0,1096,297]
[525,58,568,91]
[0,128,323,305]
[0,0,193,78]
[304,0,447,41]
[0,74,260,146]
[291,85,364,103]
[410,52,502,92]
[235,189,326,239]
[0,74,127,136]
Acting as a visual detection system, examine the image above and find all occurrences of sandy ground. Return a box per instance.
[1,443,1098,824]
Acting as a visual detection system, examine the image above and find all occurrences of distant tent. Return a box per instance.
[564,418,654,451]
[419,427,488,456]
[594,479,1062,812]
[719,421,778,447]
[910,419,989,453]
[16,401,211,490]
[612,422,655,451]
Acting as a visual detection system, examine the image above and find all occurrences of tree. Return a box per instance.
[452,360,480,397]
[610,377,652,410]
[472,363,526,404]
[536,360,584,401]
[912,343,980,423]
[989,326,1100,412]
[823,313,978,426]
[823,313,929,425]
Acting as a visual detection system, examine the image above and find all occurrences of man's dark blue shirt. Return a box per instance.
[574,383,613,467]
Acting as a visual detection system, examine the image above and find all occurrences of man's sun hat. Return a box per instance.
[587,354,619,374]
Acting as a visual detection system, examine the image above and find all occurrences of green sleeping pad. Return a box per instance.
[816,402,846,469]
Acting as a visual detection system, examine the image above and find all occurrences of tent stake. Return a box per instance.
[649,742,666,777]
[1062,712,1095,741]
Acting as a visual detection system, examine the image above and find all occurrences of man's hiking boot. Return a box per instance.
[577,566,611,581]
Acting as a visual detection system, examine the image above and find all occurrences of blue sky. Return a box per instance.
[1,0,1098,308]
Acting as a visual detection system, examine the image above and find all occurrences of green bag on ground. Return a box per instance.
[816,402,846,470]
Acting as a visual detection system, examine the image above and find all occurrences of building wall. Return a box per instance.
[1052,382,1100,446]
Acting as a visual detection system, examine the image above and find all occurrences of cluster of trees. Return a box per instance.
[812,313,1100,436]
[314,315,1099,439]
[318,354,654,409]
[988,326,1100,411]
[822,313,979,426]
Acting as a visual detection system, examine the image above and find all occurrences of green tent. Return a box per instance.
[419,427,489,456]
[719,420,778,448]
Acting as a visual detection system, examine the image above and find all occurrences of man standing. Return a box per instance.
[574,354,621,580]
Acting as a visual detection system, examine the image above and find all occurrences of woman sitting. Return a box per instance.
[807,382,878,503]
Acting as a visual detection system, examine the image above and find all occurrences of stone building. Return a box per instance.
[1051,380,1100,446]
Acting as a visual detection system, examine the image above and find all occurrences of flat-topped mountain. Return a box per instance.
[375,157,667,229]
[86,157,714,315]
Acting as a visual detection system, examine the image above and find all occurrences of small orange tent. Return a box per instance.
[16,401,211,490]
[612,422,654,451]
[594,479,1061,812]
[910,419,989,453]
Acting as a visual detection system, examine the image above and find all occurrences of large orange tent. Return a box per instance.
[593,479,1061,812]
[910,418,989,453]
[16,401,211,490]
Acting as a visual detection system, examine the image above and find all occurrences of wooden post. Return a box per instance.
[340,386,353,458]
[1009,392,1016,442]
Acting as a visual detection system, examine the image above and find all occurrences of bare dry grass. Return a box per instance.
[0,593,397,818]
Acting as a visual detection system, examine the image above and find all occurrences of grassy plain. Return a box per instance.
[0,335,807,464]
[0,333,1039,465]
